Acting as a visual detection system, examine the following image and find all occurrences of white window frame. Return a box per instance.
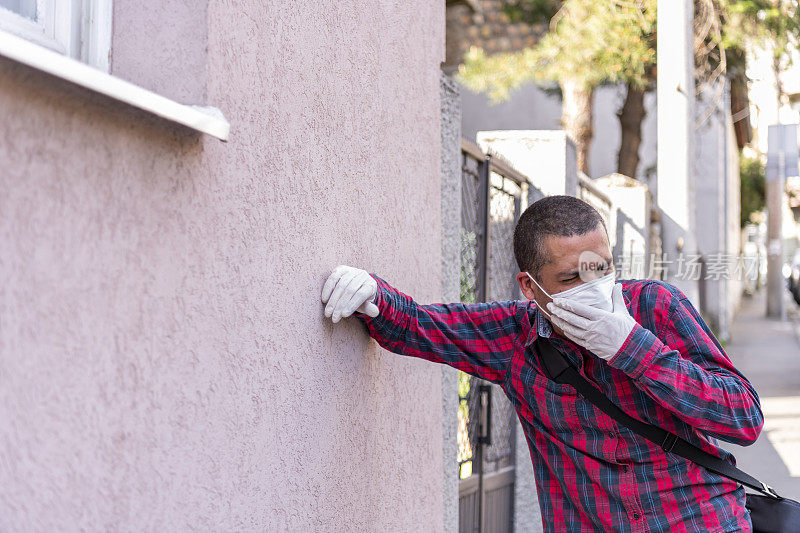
[0,2,229,140]
[0,0,111,71]
[0,29,230,140]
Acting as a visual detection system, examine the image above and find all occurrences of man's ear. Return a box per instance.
[516,272,536,300]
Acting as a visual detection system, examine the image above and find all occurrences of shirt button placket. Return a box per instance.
[629,507,647,532]
[619,460,645,530]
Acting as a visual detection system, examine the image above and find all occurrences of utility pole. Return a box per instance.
[765,124,797,319]
[657,0,698,302]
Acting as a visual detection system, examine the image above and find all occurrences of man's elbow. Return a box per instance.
[736,411,764,447]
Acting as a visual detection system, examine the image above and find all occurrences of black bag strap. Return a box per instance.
[535,337,783,501]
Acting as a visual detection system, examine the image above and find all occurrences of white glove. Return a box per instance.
[321,265,380,323]
[545,283,637,360]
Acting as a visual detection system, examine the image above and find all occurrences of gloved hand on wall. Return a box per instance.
[321,265,380,323]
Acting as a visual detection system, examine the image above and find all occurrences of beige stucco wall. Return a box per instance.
[0,1,446,530]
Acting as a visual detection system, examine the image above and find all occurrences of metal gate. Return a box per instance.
[458,140,528,533]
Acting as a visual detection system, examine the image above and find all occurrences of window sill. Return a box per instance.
[0,29,230,141]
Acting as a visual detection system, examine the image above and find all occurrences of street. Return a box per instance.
[720,287,800,499]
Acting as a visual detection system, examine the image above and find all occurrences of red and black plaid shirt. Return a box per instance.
[356,274,763,532]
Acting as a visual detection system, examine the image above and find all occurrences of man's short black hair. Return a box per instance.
[513,195,607,277]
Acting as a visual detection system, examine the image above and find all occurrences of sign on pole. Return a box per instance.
[766,124,798,181]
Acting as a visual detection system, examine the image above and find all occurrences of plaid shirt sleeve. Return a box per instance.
[354,273,520,385]
[608,281,764,446]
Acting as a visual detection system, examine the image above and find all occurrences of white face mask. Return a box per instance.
[526,271,616,320]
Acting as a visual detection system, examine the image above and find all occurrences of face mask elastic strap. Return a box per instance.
[525,272,553,319]
[526,272,552,299]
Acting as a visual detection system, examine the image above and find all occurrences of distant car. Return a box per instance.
[741,226,766,295]
[789,249,800,305]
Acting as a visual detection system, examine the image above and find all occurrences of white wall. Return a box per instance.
[460,82,658,182]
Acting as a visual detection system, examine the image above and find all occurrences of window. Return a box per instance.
[0,0,228,140]
[0,0,111,71]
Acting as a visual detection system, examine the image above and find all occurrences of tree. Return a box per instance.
[739,152,766,226]
[723,0,800,116]
[617,58,655,179]
[456,0,656,176]
[457,0,800,182]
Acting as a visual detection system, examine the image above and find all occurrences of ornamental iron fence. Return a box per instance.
[458,139,533,533]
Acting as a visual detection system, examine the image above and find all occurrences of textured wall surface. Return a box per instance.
[111,0,209,103]
[439,71,462,533]
[0,0,445,530]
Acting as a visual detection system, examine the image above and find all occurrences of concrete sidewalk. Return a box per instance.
[719,287,800,499]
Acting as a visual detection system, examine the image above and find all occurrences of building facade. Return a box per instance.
[0,1,449,530]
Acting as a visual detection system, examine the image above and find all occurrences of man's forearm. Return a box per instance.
[356,273,519,385]
[608,323,764,446]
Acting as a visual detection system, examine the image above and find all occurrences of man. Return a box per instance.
[321,195,763,532]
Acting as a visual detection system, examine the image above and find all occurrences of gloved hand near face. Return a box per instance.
[542,275,637,361]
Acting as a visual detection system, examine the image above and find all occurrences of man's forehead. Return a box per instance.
[542,232,612,273]
[543,231,609,254]
[551,253,612,271]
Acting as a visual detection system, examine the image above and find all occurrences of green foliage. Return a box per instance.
[458,371,472,397]
[501,0,561,24]
[457,0,800,104]
[724,0,800,65]
[456,0,656,103]
[740,152,766,227]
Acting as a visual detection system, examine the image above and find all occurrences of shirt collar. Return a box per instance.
[523,301,553,347]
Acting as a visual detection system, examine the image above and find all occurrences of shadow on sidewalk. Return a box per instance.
[720,287,800,499]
